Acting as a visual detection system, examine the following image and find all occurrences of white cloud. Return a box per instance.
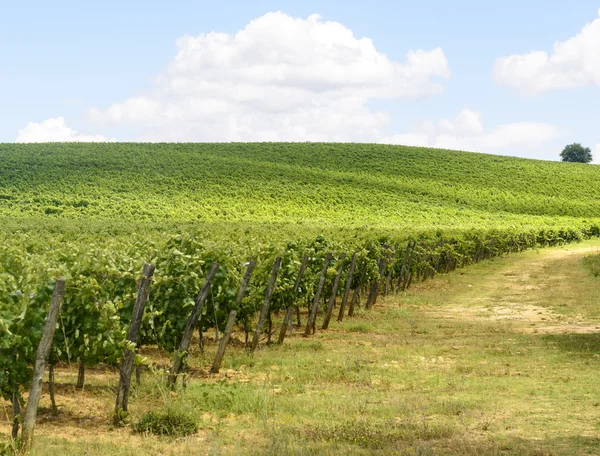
[16,117,114,143]
[494,10,600,96]
[86,11,450,142]
[381,108,560,155]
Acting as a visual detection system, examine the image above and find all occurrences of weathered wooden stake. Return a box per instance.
[384,245,398,296]
[304,253,332,336]
[222,258,255,350]
[293,255,309,329]
[11,392,20,440]
[402,244,417,290]
[322,253,346,329]
[277,255,308,344]
[211,310,237,374]
[396,241,413,290]
[76,359,85,390]
[337,252,357,322]
[278,255,308,344]
[250,257,282,352]
[348,263,366,317]
[236,260,256,304]
[21,278,66,453]
[114,264,154,423]
[366,257,385,310]
[168,262,218,387]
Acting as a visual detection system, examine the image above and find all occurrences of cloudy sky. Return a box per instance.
[2,0,600,161]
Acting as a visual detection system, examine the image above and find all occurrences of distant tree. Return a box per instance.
[560,143,592,163]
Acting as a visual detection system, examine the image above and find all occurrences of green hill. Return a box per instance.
[2,142,600,413]
[1,142,599,240]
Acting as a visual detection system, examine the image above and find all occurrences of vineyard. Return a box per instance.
[2,142,600,454]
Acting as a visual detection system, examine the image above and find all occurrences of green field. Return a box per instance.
[2,142,600,235]
[3,142,600,454]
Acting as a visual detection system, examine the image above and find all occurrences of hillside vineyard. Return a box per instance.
[2,142,599,413]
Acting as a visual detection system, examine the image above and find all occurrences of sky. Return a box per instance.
[1,0,600,162]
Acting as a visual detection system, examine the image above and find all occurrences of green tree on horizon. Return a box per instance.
[560,143,593,163]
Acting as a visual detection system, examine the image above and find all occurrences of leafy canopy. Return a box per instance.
[560,143,592,164]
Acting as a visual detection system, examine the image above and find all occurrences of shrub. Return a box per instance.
[133,407,197,437]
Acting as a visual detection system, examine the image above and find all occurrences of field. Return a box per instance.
[4,241,600,455]
[2,142,600,454]
[2,143,600,231]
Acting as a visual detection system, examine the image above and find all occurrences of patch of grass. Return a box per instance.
[299,417,456,449]
[133,406,197,437]
[583,253,600,277]
[185,379,271,417]
[347,323,372,333]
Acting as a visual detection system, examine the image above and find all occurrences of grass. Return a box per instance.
[583,253,600,277]
[4,240,600,455]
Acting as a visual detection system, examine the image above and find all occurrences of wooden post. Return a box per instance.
[396,241,413,290]
[348,263,366,317]
[114,264,155,423]
[304,252,332,336]
[278,254,309,344]
[366,257,385,310]
[294,255,309,328]
[384,245,398,296]
[250,257,282,352]
[76,359,85,389]
[337,252,357,322]
[211,310,237,374]
[168,262,218,387]
[236,260,256,305]
[21,279,66,452]
[11,392,20,440]
[402,244,417,290]
[322,254,346,329]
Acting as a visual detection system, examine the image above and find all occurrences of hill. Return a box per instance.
[1,142,599,241]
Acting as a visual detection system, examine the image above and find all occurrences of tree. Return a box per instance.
[560,143,592,163]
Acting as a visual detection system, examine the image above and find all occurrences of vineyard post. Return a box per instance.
[21,279,66,453]
[396,241,413,290]
[294,255,309,328]
[322,253,347,329]
[424,248,434,280]
[11,392,20,440]
[211,310,237,374]
[114,264,155,424]
[168,262,219,388]
[76,360,85,390]
[250,257,282,352]
[304,252,332,336]
[348,262,366,317]
[337,252,357,322]
[366,256,386,310]
[278,255,309,344]
[209,259,256,371]
[384,244,398,296]
[403,244,417,290]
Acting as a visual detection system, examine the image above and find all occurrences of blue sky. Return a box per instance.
[1,0,599,161]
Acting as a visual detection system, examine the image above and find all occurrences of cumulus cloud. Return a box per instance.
[86,11,450,142]
[381,108,560,154]
[594,144,600,164]
[16,117,114,143]
[494,10,600,96]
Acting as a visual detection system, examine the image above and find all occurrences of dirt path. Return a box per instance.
[425,242,600,334]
